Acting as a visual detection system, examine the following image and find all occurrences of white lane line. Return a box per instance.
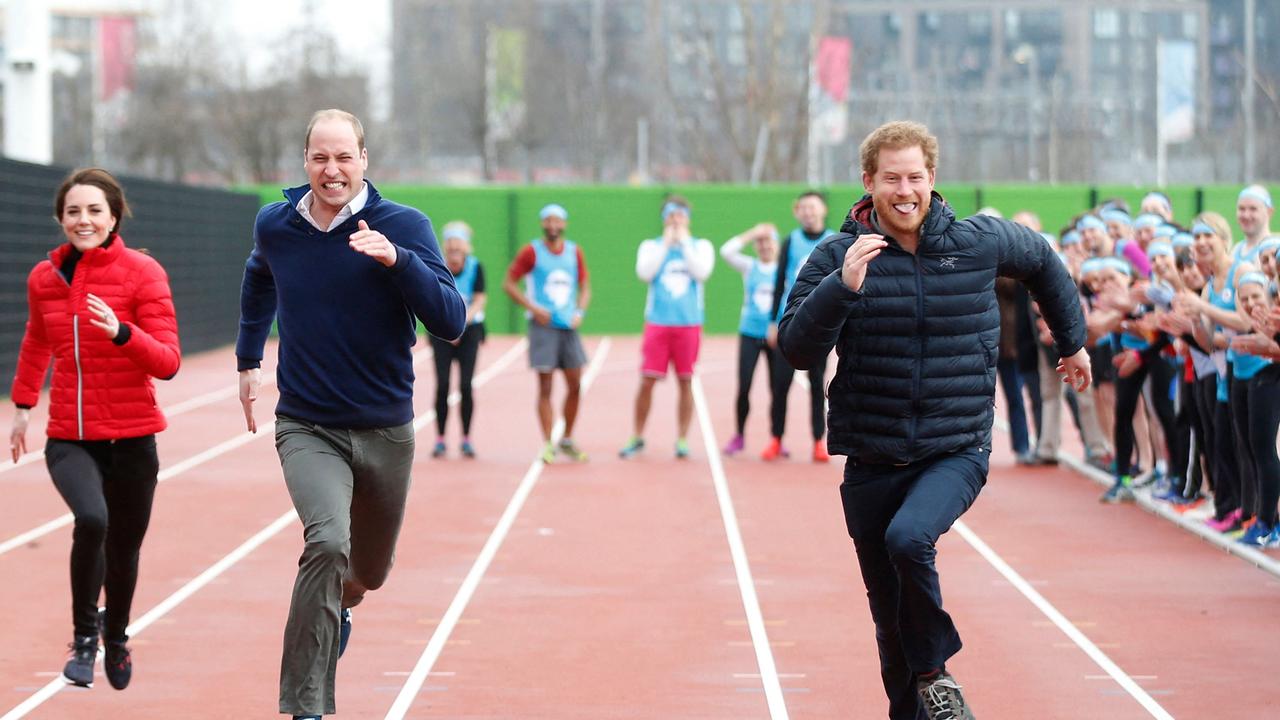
[383,337,611,720]
[0,341,522,719]
[412,339,526,433]
[0,509,299,720]
[952,520,1174,720]
[0,348,439,476]
[0,343,474,558]
[0,425,276,558]
[691,376,789,720]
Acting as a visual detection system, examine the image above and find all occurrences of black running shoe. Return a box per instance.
[103,639,132,690]
[62,635,97,687]
[917,671,975,720]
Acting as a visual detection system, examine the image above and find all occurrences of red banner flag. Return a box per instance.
[99,16,136,101]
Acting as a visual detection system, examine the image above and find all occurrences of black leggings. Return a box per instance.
[1229,373,1262,519]
[1169,377,1199,496]
[734,335,777,436]
[1180,375,1213,497]
[46,435,159,641]
[1239,365,1280,525]
[771,350,827,440]
[1210,388,1242,521]
[1113,355,1179,479]
[430,324,483,436]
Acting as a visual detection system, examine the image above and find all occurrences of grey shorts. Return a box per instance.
[528,322,587,371]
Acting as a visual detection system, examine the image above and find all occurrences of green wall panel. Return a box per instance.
[979,184,1093,237]
[243,182,1268,334]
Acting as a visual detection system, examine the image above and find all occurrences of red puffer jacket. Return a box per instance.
[11,235,181,440]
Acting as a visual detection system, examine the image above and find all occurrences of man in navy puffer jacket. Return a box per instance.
[779,121,1090,720]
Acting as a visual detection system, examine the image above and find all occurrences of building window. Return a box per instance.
[1094,9,1120,39]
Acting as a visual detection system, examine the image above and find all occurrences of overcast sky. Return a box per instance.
[221,0,392,119]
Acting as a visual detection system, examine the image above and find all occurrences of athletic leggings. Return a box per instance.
[1113,355,1179,479]
[45,435,159,641]
[430,324,483,436]
[1168,376,1199,496]
[1229,374,1261,519]
[733,334,777,436]
[1234,365,1280,525]
[771,350,827,440]
[1211,389,1243,521]
[1186,374,1218,499]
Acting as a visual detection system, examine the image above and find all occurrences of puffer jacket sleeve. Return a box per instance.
[118,256,181,380]
[984,216,1086,359]
[11,266,54,407]
[778,234,860,370]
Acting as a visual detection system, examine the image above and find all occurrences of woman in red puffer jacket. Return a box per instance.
[8,168,180,692]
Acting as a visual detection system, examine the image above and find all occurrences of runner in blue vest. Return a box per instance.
[619,196,715,459]
[766,190,835,462]
[430,221,486,459]
[720,223,781,455]
[502,203,592,464]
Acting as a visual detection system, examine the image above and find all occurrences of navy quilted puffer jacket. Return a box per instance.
[778,193,1085,464]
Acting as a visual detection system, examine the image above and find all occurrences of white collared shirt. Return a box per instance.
[296,181,369,232]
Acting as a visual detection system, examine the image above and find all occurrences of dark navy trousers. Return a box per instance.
[840,448,989,720]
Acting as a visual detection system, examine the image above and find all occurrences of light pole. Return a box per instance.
[1013,43,1039,182]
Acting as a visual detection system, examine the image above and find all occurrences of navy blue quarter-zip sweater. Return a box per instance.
[236,182,466,428]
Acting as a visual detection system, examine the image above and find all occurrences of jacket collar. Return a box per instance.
[840,191,954,249]
[282,180,383,219]
[49,233,125,269]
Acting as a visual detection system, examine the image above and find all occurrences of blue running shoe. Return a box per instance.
[1238,521,1275,548]
[1265,526,1280,549]
[618,437,645,459]
[1100,477,1135,504]
[338,608,352,658]
[460,439,476,458]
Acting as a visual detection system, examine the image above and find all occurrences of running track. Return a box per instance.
[0,336,1275,719]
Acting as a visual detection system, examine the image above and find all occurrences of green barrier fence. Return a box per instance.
[248,182,1269,335]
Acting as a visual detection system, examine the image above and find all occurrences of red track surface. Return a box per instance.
[1,336,1276,719]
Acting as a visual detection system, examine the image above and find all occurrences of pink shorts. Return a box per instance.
[641,323,701,379]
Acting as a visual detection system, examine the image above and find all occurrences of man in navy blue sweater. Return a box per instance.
[236,109,465,720]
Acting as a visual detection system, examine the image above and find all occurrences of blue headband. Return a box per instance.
[539,203,568,221]
[1258,237,1280,255]
[1142,192,1172,213]
[661,202,690,221]
[1238,185,1274,209]
[1146,242,1174,258]
[1191,222,1216,237]
[1101,257,1133,277]
[1153,224,1176,239]
[1172,232,1194,248]
[440,223,472,243]
[1133,213,1163,230]
[1077,215,1106,232]
[1101,209,1132,226]
[1238,271,1270,289]
[1080,258,1106,276]
[1060,230,1082,246]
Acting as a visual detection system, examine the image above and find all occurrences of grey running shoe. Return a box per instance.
[1099,478,1135,504]
[62,635,97,687]
[558,438,589,462]
[917,671,975,720]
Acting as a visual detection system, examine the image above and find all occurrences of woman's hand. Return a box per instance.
[10,408,29,462]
